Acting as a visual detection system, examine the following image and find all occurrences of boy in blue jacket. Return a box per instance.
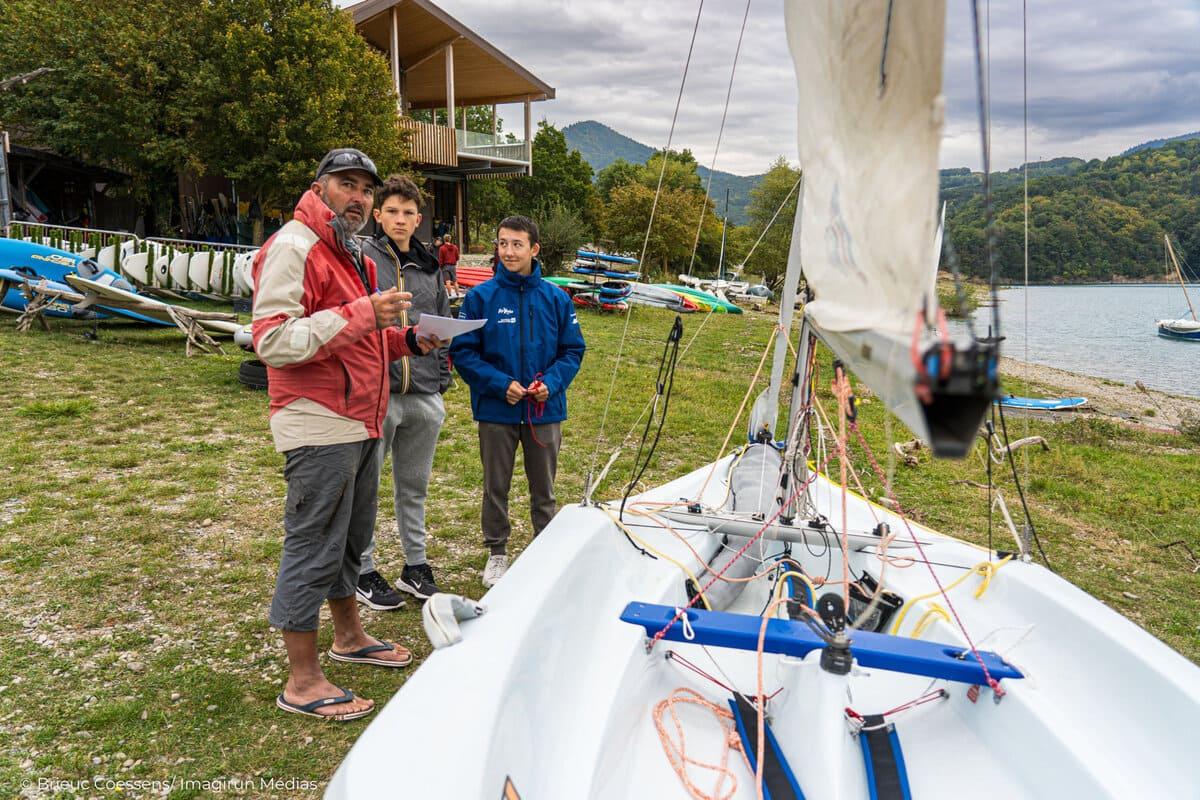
[450,215,585,587]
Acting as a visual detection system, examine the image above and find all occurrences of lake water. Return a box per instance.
[954,284,1199,398]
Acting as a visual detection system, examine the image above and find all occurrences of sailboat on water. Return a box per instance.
[1156,234,1200,340]
[327,3,1199,798]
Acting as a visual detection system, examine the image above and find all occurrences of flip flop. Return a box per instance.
[328,640,413,668]
[275,687,374,721]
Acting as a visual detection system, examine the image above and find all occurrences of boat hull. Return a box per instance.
[326,457,1200,798]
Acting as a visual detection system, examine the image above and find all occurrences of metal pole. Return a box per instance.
[0,130,11,236]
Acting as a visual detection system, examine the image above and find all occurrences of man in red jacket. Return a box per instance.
[252,148,445,721]
[438,233,460,294]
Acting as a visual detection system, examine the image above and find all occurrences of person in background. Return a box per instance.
[438,233,461,295]
[252,148,445,721]
[450,215,585,588]
[358,175,452,606]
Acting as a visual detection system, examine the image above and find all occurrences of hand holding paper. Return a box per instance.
[414,313,488,341]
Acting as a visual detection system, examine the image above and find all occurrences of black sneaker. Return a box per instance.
[356,570,405,610]
[397,563,441,600]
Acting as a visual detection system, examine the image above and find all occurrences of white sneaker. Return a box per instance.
[481,554,509,588]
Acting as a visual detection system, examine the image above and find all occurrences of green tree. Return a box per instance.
[639,149,705,194]
[0,0,204,207]
[536,203,589,274]
[468,179,512,246]
[184,0,407,239]
[507,120,596,225]
[601,182,715,276]
[740,157,801,287]
[596,158,641,203]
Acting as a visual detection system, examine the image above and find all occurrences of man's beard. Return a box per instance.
[336,207,367,235]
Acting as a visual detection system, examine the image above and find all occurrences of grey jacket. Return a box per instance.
[362,233,452,395]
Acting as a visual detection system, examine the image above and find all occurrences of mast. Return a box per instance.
[717,188,730,278]
[1165,234,1196,321]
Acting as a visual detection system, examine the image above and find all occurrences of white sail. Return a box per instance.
[786,0,945,335]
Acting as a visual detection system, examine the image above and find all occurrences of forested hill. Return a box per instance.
[563,120,763,225]
[945,139,1200,283]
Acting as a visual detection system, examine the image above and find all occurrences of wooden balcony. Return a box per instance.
[399,117,458,168]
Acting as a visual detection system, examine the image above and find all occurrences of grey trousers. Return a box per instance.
[478,421,562,555]
[362,391,445,572]
[269,439,381,632]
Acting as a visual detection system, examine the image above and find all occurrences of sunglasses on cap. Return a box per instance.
[316,148,383,186]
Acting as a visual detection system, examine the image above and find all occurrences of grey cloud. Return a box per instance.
[352,0,1200,174]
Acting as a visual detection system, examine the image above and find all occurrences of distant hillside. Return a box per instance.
[940,157,1087,204]
[563,120,763,225]
[1122,131,1200,156]
[945,138,1200,283]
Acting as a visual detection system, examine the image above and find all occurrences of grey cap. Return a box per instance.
[315,148,383,186]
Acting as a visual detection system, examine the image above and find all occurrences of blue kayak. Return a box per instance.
[576,249,639,266]
[996,395,1087,411]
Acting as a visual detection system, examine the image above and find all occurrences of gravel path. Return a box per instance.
[1000,356,1200,431]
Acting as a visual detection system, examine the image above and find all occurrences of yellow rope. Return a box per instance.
[771,570,816,612]
[599,505,713,611]
[888,556,1013,636]
[908,604,951,639]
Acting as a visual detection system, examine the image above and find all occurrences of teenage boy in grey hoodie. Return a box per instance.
[356,175,451,608]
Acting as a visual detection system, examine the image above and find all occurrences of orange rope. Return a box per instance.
[653,687,749,800]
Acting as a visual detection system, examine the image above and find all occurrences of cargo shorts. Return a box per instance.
[268,439,382,632]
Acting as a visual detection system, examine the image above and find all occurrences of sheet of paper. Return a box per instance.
[414,313,487,340]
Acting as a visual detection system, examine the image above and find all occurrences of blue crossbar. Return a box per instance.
[620,602,1022,685]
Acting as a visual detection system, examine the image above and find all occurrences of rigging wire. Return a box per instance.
[970,0,1001,341]
[739,175,802,276]
[586,0,707,499]
[686,0,754,279]
[1021,0,1033,497]
[621,316,685,518]
[996,401,1053,569]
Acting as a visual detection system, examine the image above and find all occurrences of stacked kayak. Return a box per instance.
[656,283,743,313]
[573,249,641,281]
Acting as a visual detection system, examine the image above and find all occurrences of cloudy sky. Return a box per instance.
[353,0,1200,176]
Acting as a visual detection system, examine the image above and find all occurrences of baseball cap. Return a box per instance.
[315,148,383,186]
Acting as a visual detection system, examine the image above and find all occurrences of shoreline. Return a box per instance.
[998,355,1200,430]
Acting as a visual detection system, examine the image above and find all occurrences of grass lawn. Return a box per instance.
[0,302,1196,797]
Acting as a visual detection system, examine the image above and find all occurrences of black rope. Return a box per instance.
[996,401,1053,570]
[621,315,685,524]
[970,0,1002,341]
[985,418,995,559]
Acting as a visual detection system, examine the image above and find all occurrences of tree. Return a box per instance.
[601,182,717,276]
[468,179,512,246]
[639,149,704,194]
[740,157,801,287]
[507,121,596,225]
[596,158,641,203]
[184,0,407,237]
[536,203,589,275]
[0,0,205,204]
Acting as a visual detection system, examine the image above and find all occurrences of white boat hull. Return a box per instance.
[327,457,1200,798]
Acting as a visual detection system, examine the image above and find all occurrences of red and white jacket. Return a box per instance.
[251,189,416,452]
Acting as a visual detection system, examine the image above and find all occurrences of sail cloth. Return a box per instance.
[786,1,946,334]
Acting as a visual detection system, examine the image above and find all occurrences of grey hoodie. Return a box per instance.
[362,233,452,394]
